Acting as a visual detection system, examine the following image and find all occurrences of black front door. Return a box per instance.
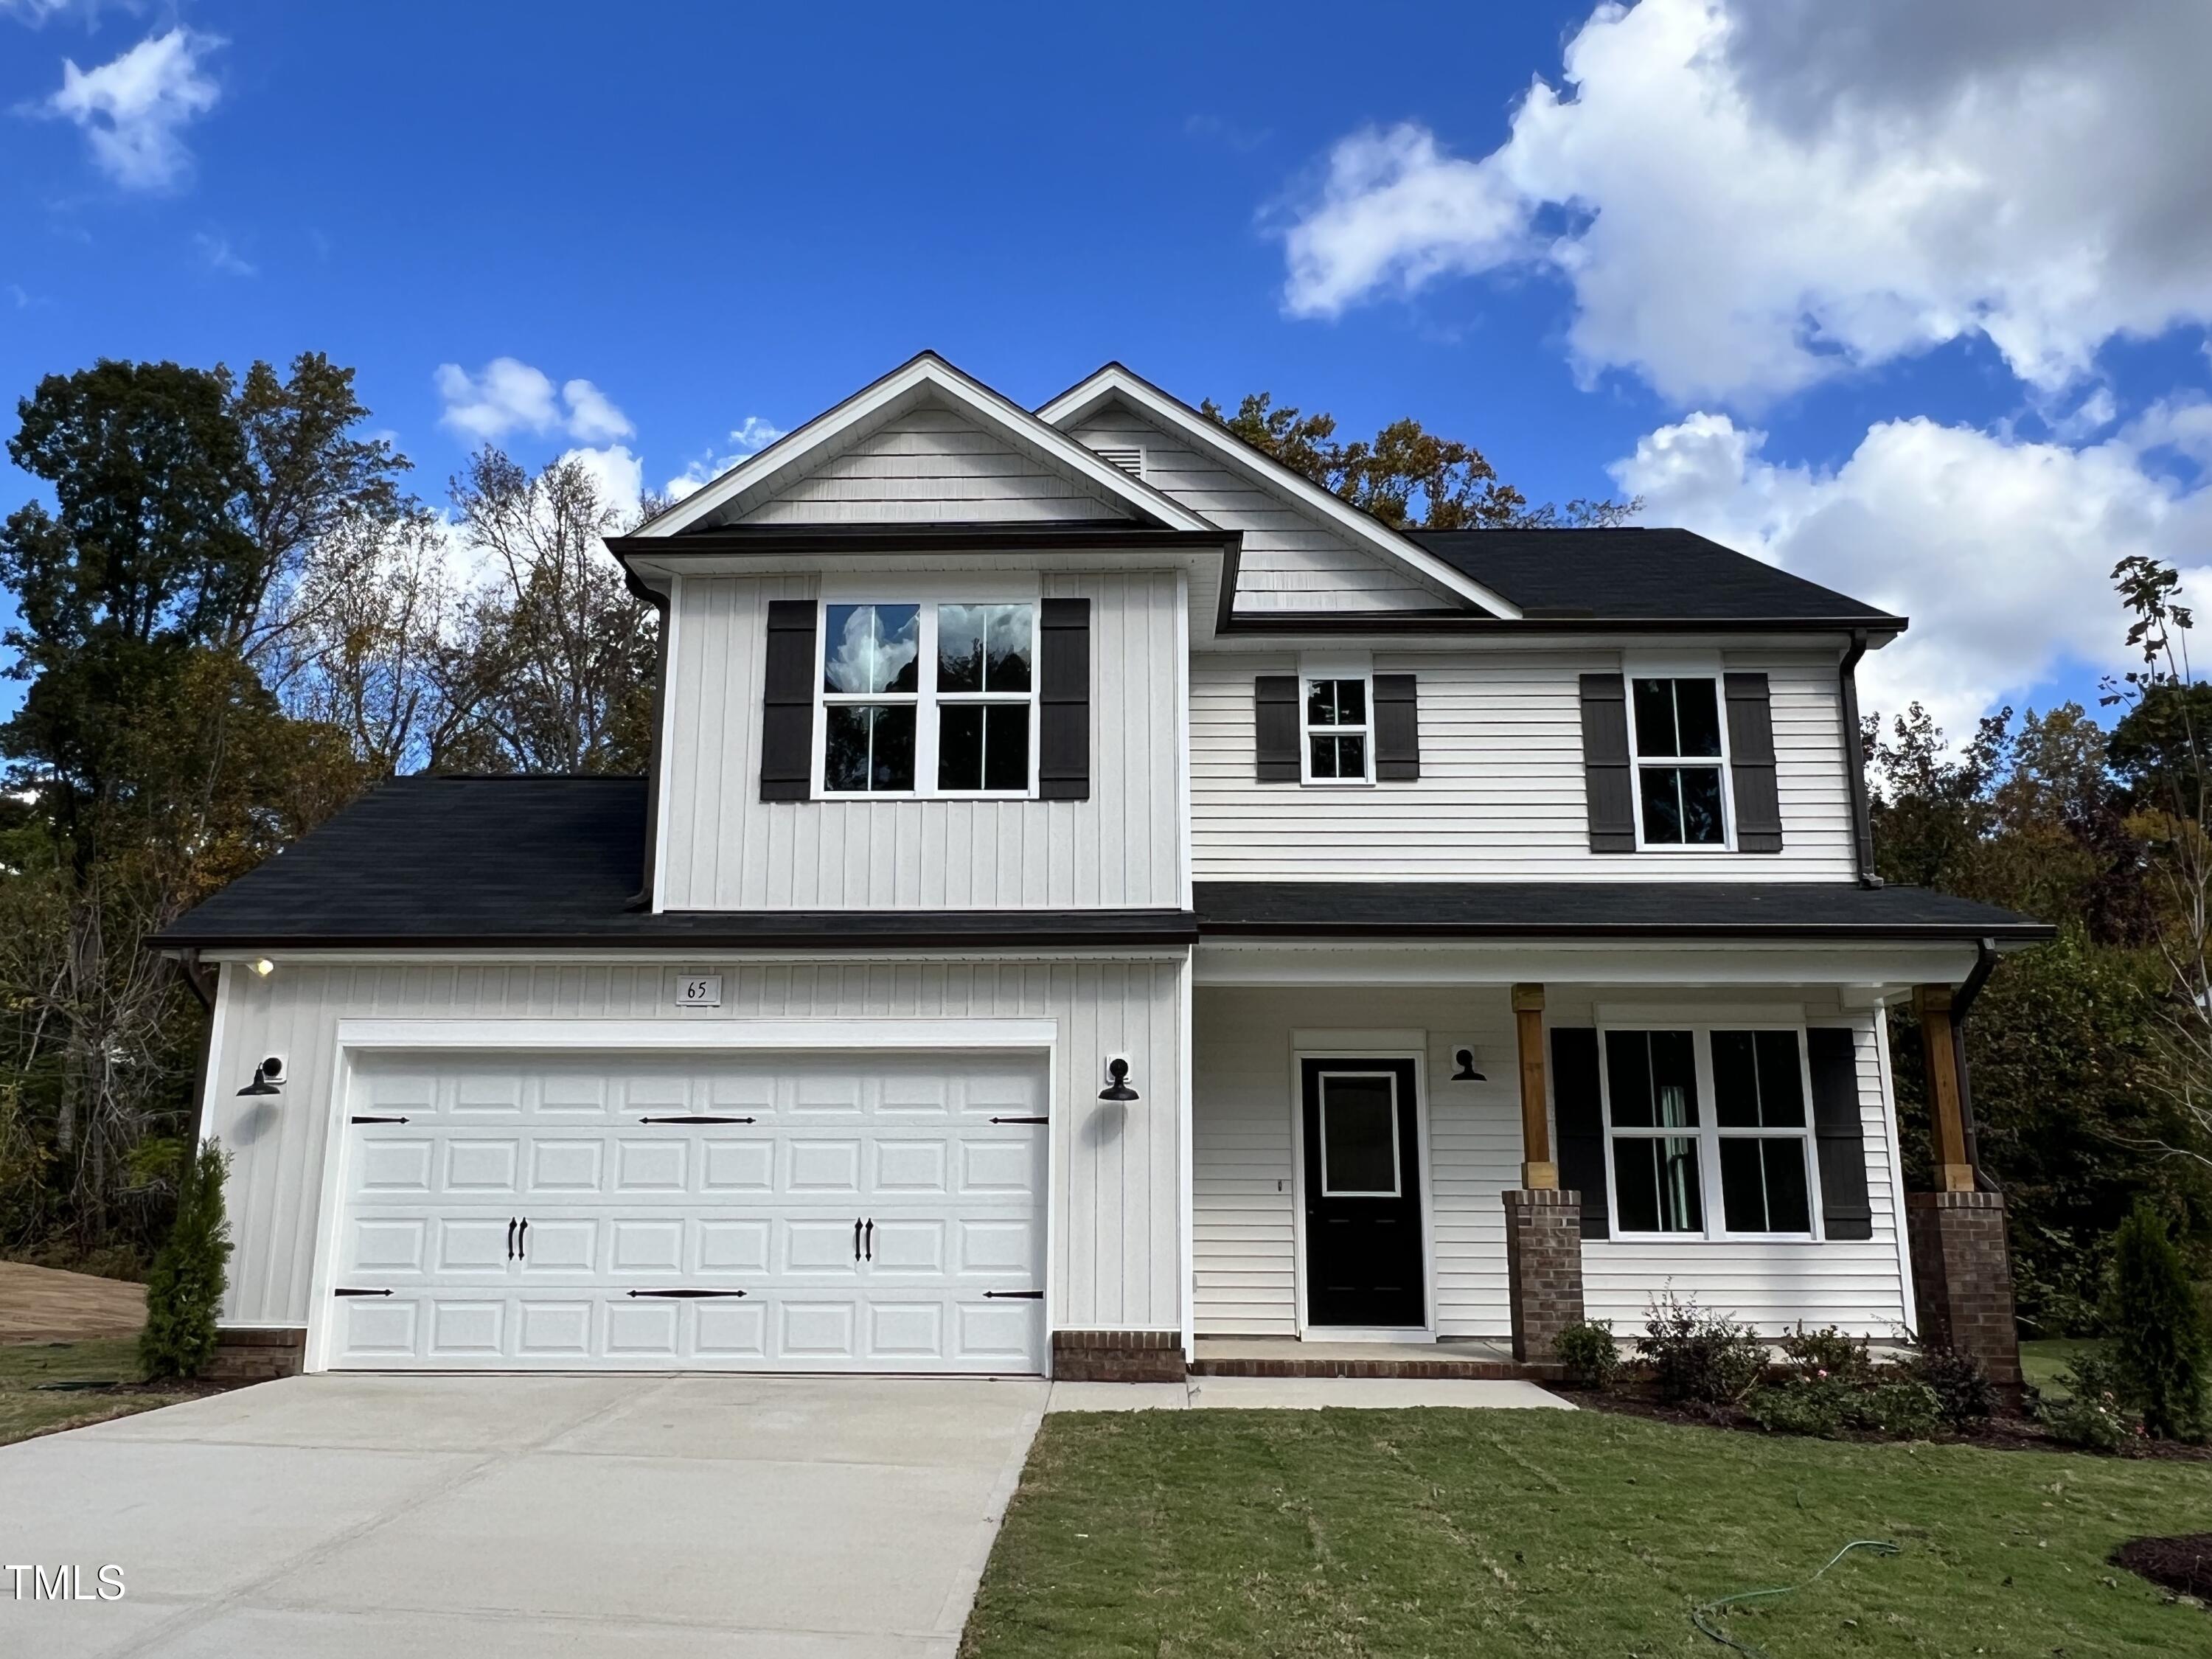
[1301,1059,1425,1327]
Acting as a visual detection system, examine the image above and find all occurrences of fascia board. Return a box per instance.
[1037,365,1526,622]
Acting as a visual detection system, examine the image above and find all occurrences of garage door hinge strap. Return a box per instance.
[990,1116,1049,1124]
[638,1115,757,1124]
[333,1287,394,1297]
[625,1289,748,1298]
[349,1115,410,1124]
[984,1290,1044,1299]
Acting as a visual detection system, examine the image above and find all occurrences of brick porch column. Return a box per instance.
[1503,984,1584,1363]
[1907,986,2023,1396]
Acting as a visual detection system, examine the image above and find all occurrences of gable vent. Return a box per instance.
[1093,445,1146,478]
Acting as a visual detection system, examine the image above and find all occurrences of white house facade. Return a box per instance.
[158,353,2045,1386]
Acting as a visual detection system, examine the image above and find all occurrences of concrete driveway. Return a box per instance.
[1,1371,1048,1658]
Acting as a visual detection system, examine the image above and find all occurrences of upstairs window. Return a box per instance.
[819,602,1034,796]
[1304,677,1371,783]
[1630,676,1728,846]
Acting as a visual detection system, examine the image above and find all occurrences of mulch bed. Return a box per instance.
[1558,1384,2212,1461]
[2112,1534,2212,1604]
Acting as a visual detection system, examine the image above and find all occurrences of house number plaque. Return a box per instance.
[675,974,723,1008]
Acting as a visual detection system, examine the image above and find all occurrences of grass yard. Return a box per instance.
[2020,1338,2104,1399]
[0,1338,208,1447]
[963,1408,2212,1658]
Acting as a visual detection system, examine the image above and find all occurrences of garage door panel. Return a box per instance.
[333,1050,1048,1374]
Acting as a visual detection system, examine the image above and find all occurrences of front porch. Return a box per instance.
[1185,939,2021,1390]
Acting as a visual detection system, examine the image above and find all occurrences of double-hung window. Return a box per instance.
[819,602,1035,796]
[1601,1025,1818,1239]
[1304,677,1371,783]
[1629,676,1728,846]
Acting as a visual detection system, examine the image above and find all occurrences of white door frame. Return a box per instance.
[303,1017,1060,1374]
[1287,1029,1436,1343]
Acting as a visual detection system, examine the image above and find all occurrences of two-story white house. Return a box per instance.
[158,353,2046,1387]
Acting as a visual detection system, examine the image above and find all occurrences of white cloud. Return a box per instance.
[192,231,252,276]
[1281,0,2212,403]
[664,416,785,501]
[434,358,633,446]
[44,27,221,192]
[2,0,95,25]
[558,444,644,522]
[1612,411,2212,737]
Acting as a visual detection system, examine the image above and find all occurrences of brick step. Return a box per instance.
[1190,1355,1564,1382]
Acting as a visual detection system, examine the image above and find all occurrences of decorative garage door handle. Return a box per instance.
[625,1289,748,1298]
[990,1115,1048,1124]
[349,1114,411,1124]
[864,1218,873,1261]
[637,1115,757,1124]
[333,1287,394,1297]
[507,1217,517,1260]
[983,1290,1043,1299]
[516,1217,527,1259]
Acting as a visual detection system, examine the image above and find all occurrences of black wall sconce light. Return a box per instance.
[1098,1057,1139,1102]
[1452,1048,1486,1082]
[237,1055,285,1097]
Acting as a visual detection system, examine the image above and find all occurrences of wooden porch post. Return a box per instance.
[1915,987,1976,1193]
[1512,983,1556,1189]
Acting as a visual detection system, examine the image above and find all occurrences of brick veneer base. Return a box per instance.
[1503,1188,1586,1364]
[1905,1191,2024,1395]
[209,1326,306,1383]
[1051,1329,1187,1382]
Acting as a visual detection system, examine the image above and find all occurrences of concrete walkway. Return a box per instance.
[0,1372,1047,1658]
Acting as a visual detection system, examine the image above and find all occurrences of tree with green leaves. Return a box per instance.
[139,1139,232,1380]
[1201,392,1638,529]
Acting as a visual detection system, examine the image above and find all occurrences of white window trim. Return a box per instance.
[812,600,1041,800]
[1300,673,1375,787]
[1623,663,1735,852]
[1596,1018,1824,1244]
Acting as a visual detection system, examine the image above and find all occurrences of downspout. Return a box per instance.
[625,567,672,911]
[1839,628,1881,888]
[1950,936,2001,1192]
[175,948,218,1150]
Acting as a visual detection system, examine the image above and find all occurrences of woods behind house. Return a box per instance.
[1,354,2205,1330]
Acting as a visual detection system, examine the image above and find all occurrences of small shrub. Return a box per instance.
[1849,1380,1946,1440]
[1908,1343,1996,1429]
[1638,1289,1768,1406]
[2107,1203,2211,1442]
[2041,1386,2134,1453]
[1747,1379,1851,1437]
[1777,1324,1875,1385]
[1554,1319,1623,1388]
[139,1141,232,1381]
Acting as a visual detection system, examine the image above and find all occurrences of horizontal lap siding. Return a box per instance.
[1193,987,1520,1338]
[1071,416,1446,613]
[740,406,1125,524]
[1191,650,1859,880]
[209,959,1187,1336]
[660,572,1181,909]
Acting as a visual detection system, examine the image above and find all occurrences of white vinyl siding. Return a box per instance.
[738,403,1132,524]
[658,571,1183,909]
[1191,649,1858,881]
[205,957,1187,1340]
[1192,988,1908,1339]
[1071,413,1448,613]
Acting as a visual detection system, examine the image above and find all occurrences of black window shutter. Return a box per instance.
[1037,597,1091,801]
[759,599,816,801]
[1551,1026,1610,1239]
[1806,1028,1874,1239]
[1725,671,1784,853]
[1579,673,1635,853]
[1255,675,1300,782]
[1373,673,1419,781]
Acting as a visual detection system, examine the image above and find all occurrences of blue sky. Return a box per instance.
[6,0,2212,738]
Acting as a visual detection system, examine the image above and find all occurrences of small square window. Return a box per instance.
[1302,675,1371,784]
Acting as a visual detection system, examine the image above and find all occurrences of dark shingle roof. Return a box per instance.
[1195,881,2045,941]
[154,776,2043,949]
[1408,527,1904,627]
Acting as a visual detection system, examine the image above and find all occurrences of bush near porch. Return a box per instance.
[961,1408,2212,1658]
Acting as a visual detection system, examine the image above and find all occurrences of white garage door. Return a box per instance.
[325,1050,1048,1373]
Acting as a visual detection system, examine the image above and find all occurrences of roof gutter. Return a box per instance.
[1840,628,1881,887]
[176,948,218,1150]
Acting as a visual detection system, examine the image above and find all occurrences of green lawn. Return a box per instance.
[963,1408,2212,1658]
[2021,1338,2105,1399]
[0,1338,198,1447]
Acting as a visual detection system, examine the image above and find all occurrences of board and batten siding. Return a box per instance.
[204,957,1187,1337]
[658,571,1184,910]
[1190,648,1859,881]
[738,403,1130,524]
[1191,987,1909,1338]
[1070,411,1447,613]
